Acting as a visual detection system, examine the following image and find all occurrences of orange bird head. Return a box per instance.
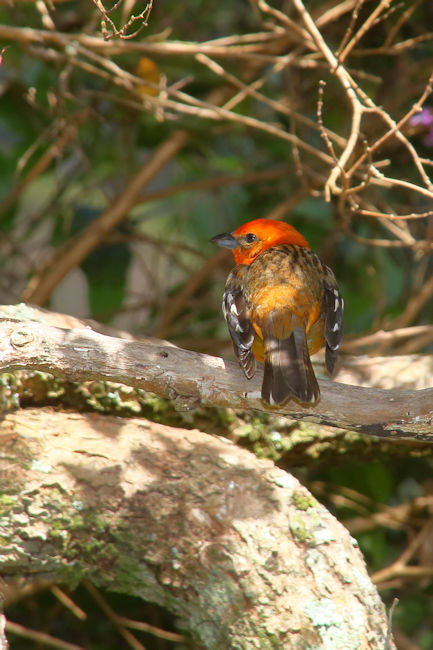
[210,218,309,265]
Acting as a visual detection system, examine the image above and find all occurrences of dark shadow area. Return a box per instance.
[6,583,190,650]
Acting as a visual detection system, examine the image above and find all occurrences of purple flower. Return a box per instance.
[409,107,433,147]
[409,107,433,127]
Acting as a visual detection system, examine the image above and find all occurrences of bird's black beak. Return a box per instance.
[210,232,238,249]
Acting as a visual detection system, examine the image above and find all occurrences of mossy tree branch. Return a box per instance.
[1,408,394,648]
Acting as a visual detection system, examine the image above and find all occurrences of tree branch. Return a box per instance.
[0,408,394,648]
[0,309,432,441]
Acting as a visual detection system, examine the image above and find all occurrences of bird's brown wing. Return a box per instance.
[322,266,344,375]
[222,265,256,379]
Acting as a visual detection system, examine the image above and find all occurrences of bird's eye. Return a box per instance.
[245,233,258,244]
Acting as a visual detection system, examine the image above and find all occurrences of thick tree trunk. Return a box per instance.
[1,408,394,648]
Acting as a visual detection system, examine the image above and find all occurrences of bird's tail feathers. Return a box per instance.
[262,326,319,406]
[325,345,338,376]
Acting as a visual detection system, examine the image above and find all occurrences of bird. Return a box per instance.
[210,218,343,406]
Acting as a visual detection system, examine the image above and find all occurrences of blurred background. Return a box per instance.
[1,0,433,647]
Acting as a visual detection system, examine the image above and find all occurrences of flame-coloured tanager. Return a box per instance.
[211,218,343,405]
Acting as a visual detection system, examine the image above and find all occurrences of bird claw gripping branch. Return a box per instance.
[211,219,343,406]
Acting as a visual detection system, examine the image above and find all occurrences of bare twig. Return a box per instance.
[92,0,153,40]
[316,80,339,161]
[347,71,433,190]
[341,325,433,353]
[372,524,433,585]
[84,581,146,650]
[257,0,314,46]
[0,24,297,61]
[353,33,433,56]
[117,617,185,644]
[384,1,421,47]
[338,0,393,63]
[291,0,367,200]
[5,620,85,650]
[353,208,433,221]
[196,53,346,147]
[335,0,365,60]
[50,586,87,621]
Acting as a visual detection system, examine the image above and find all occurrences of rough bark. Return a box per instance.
[0,310,432,440]
[0,408,394,649]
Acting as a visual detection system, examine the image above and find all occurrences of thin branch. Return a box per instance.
[316,80,339,160]
[398,329,433,355]
[353,208,433,221]
[343,231,422,249]
[335,0,365,60]
[202,30,286,47]
[257,0,314,46]
[348,71,433,190]
[83,581,146,650]
[353,33,433,56]
[5,621,85,650]
[117,617,185,644]
[0,24,294,61]
[50,587,87,621]
[342,325,433,351]
[338,0,393,63]
[196,53,347,147]
[384,0,421,47]
[316,0,369,27]
[371,524,433,585]
[290,0,433,207]
[166,88,335,164]
[291,0,366,200]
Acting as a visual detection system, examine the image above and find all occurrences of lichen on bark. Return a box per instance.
[0,408,394,648]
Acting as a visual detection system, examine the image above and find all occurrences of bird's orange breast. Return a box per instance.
[243,244,326,353]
